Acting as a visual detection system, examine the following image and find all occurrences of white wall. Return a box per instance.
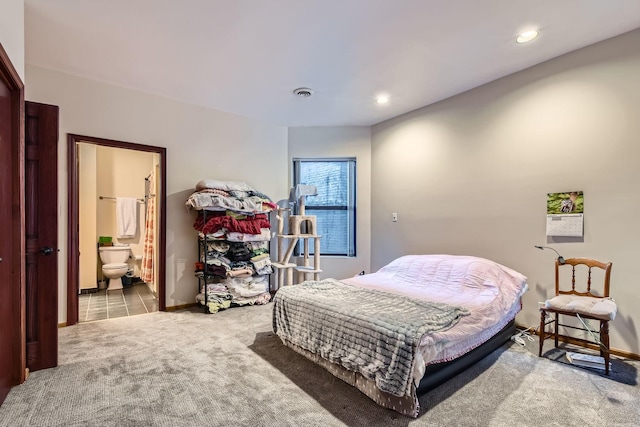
[288,127,371,280]
[371,29,640,355]
[0,0,24,81]
[25,65,289,323]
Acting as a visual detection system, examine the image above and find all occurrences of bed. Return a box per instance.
[272,254,528,417]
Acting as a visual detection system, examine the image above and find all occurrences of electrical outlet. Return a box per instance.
[392,212,398,222]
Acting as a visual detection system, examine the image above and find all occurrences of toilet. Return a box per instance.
[99,245,131,291]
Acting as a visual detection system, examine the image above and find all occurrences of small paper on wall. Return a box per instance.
[546,192,584,237]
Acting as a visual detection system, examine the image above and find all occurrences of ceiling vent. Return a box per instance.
[293,87,314,98]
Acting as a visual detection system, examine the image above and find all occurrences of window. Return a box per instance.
[292,158,356,257]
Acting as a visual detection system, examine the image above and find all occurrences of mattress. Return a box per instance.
[341,254,528,380]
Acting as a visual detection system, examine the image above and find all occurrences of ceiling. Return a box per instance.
[24,0,640,127]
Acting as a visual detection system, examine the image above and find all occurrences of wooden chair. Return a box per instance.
[538,258,615,374]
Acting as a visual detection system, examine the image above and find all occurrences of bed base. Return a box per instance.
[417,319,516,394]
[281,319,516,418]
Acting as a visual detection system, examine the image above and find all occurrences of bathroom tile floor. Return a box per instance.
[78,282,158,323]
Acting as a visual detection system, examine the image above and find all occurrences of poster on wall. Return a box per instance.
[546,191,584,237]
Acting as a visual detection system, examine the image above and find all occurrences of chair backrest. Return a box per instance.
[555,257,612,298]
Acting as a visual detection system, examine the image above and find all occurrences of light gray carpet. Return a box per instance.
[1,304,638,426]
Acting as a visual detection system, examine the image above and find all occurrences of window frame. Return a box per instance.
[292,157,356,257]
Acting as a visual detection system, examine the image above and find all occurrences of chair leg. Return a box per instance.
[553,313,559,348]
[538,309,546,356]
[600,320,611,375]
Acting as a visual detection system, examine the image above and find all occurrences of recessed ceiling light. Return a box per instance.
[516,30,539,44]
[376,95,389,104]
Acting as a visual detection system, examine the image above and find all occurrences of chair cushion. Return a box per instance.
[545,295,617,321]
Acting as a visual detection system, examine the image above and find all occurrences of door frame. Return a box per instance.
[67,134,167,325]
[0,43,26,390]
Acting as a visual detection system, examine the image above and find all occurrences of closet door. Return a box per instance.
[0,42,25,406]
[25,101,59,372]
[0,51,18,405]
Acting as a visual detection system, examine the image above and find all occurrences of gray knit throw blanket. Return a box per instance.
[272,279,469,397]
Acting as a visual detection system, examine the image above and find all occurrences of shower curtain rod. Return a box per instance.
[99,196,145,203]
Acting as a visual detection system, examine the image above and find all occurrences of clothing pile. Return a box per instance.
[186,180,276,313]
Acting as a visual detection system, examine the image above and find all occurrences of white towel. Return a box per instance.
[116,197,138,238]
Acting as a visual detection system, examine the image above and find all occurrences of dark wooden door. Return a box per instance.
[0,43,25,407]
[24,101,59,372]
[0,54,15,405]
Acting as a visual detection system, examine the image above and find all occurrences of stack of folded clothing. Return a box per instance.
[187,180,275,313]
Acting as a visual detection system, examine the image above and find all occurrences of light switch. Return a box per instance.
[392,212,398,222]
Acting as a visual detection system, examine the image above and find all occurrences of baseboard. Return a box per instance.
[165,302,198,312]
[57,322,67,328]
[516,322,640,361]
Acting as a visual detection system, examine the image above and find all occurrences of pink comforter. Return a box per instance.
[342,254,528,373]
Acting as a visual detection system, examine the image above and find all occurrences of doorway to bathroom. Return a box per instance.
[67,134,166,326]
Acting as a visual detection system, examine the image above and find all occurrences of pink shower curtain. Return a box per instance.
[140,170,155,284]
